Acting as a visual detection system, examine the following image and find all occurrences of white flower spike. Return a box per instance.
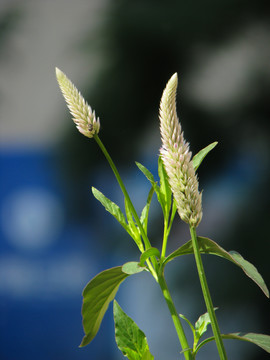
[159,73,202,228]
[56,67,100,138]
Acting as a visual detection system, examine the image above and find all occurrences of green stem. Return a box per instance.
[161,218,169,260]
[94,135,158,279]
[161,200,177,261]
[158,273,193,360]
[189,226,227,360]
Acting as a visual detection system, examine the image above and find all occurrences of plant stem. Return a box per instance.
[158,273,193,360]
[189,226,227,360]
[161,201,177,261]
[94,135,158,279]
[161,218,169,260]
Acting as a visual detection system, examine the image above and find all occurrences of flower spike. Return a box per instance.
[159,73,202,228]
[55,67,100,138]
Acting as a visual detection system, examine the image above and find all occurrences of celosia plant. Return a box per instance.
[56,68,270,359]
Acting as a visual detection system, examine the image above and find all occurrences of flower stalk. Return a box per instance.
[94,134,158,280]
[190,226,228,360]
[56,67,158,279]
[158,272,194,360]
[159,73,227,359]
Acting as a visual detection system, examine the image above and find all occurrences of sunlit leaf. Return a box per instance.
[179,310,218,351]
[92,187,127,230]
[158,156,172,216]
[122,262,145,275]
[80,267,129,347]
[124,198,141,241]
[114,300,154,360]
[135,162,165,214]
[140,186,154,235]
[135,162,155,184]
[192,142,218,171]
[139,247,160,267]
[179,313,195,334]
[195,308,218,340]
[142,350,155,360]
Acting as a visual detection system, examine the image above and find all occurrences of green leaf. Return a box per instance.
[122,262,145,275]
[163,237,269,297]
[228,251,269,297]
[224,333,270,353]
[158,157,172,217]
[179,310,218,351]
[135,162,165,214]
[125,197,135,225]
[136,161,156,184]
[121,348,141,360]
[140,186,154,235]
[80,266,129,347]
[92,187,127,230]
[195,308,218,339]
[167,198,178,233]
[195,332,270,355]
[142,350,155,360]
[119,347,154,360]
[124,198,141,246]
[114,300,154,360]
[139,247,160,267]
[179,313,195,334]
[192,142,218,171]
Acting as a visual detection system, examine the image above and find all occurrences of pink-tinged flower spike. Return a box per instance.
[55,67,100,138]
[159,73,202,228]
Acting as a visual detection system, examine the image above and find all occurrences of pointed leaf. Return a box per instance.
[228,251,269,297]
[114,300,154,360]
[195,308,218,339]
[192,142,218,171]
[163,237,269,297]
[195,332,270,355]
[139,247,160,267]
[179,313,195,334]
[223,333,270,353]
[124,198,141,247]
[158,156,172,216]
[80,267,129,347]
[92,187,127,230]
[122,262,145,275]
[136,162,165,214]
[125,197,135,225]
[142,350,155,360]
[136,161,156,184]
[140,186,154,235]
[167,198,178,235]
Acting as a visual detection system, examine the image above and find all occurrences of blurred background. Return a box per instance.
[0,0,269,359]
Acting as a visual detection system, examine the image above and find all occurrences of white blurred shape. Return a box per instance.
[1,188,64,251]
[0,254,94,299]
[186,25,270,111]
